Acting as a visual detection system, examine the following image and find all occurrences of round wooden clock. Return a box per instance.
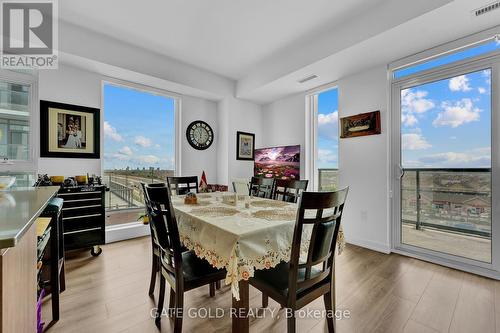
[186,120,214,150]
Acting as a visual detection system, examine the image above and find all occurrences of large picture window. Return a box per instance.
[102,82,176,226]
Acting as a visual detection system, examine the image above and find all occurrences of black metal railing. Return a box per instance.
[318,168,338,192]
[103,170,172,210]
[401,168,491,238]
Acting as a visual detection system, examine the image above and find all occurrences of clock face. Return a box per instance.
[186,121,214,150]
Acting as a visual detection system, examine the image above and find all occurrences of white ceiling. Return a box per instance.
[59,0,388,80]
[58,0,500,103]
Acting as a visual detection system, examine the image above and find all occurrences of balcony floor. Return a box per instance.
[402,224,491,263]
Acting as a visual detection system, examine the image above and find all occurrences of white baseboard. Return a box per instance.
[105,222,150,243]
[346,237,391,254]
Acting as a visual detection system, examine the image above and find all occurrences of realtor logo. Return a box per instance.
[0,0,58,69]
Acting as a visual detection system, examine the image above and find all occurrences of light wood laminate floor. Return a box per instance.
[42,236,500,333]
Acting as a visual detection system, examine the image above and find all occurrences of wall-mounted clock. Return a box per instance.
[186,120,214,150]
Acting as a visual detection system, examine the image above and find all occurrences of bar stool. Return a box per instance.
[40,197,66,322]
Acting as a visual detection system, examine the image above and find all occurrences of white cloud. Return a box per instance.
[433,98,481,128]
[318,111,338,140]
[317,149,337,166]
[483,69,491,85]
[118,146,133,156]
[402,133,432,150]
[134,135,152,148]
[401,89,435,114]
[448,75,471,92]
[136,155,160,164]
[401,114,418,127]
[449,136,457,140]
[419,147,490,168]
[103,121,123,142]
[400,89,434,127]
[478,87,487,94]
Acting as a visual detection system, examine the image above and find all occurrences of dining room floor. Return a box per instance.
[42,236,500,333]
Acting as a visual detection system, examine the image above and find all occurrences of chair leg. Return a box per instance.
[287,310,296,333]
[155,275,166,328]
[173,291,184,333]
[324,275,336,333]
[262,292,269,308]
[216,280,221,290]
[59,261,66,293]
[148,253,158,296]
[209,282,216,297]
[169,288,175,313]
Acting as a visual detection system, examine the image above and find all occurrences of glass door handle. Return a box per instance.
[397,165,405,179]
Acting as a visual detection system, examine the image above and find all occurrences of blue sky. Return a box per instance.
[103,84,175,170]
[317,88,339,169]
[401,69,491,168]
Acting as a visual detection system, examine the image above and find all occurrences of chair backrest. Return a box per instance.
[167,176,199,195]
[140,182,166,211]
[249,177,274,198]
[140,182,168,247]
[272,179,309,203]
[143,184,184,289]
[232,178,250,194]
[288,187,349,301]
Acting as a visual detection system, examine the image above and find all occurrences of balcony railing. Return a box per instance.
[318,168,338,192]
[103,170,174,210]
[401,168,491,238]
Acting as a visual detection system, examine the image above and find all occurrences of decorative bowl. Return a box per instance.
[0,176,16,190]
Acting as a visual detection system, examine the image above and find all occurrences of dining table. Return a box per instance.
[171,192,345,333]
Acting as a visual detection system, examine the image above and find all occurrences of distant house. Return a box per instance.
[403,191,491,217]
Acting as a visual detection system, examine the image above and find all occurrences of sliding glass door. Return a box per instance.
[392,51,500,274]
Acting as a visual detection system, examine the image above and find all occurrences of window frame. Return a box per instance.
[0,69,38,174]
[305,82,339,191]
[100,78,181,217]
[390,46,500,276]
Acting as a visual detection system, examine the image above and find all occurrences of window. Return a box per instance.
[0,81,30,160]
[394,38,500,79]
[308,87,339,191]
[102,82,176,226]
[0,70,36,186]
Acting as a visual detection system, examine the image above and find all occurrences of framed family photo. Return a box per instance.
[236,131,255,160]
[40,100,100,159]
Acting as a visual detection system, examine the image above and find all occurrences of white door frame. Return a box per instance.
[390,53,500,279]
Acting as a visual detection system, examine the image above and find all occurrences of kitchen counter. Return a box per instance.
[0,186,59,249]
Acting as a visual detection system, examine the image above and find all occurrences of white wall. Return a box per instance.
[262,93,306,179]
[216,96,263,186]
[262,65,391,253]
[37,65,220,181]
[38,65,102,176]
[337,66,390,253]
[181,96,218,183]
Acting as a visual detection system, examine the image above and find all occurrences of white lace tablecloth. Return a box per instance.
[171,193,345,300]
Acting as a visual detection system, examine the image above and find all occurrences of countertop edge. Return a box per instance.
[0,187,59,250]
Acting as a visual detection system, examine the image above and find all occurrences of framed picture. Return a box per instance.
[340,110,381,138]
[40,100,100,158]
[236,131,255,160]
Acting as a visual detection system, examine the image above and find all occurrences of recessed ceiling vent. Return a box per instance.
[298,75,318,84]
[473,1,500,16]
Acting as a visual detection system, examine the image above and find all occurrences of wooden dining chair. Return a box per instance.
[249,176,274,198]
[272,179,309,203]
[141,183,220,299]
[167,176,199,195]
[140,182,167,296]
[144,184,227,332]
[250,187,349,333]
[232,178,250,195]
